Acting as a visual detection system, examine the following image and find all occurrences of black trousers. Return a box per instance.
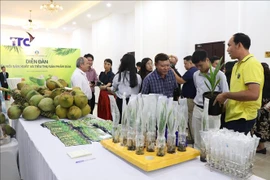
[88,92,95,114]
[224,118,256,135]
[1,82,8,100]
[116,97,129,124]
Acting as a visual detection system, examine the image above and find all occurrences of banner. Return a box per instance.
[0,46,80,87]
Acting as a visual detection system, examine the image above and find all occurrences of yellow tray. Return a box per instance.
[100,139,200,171]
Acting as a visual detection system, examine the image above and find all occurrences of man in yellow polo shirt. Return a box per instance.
[215,33,264,134]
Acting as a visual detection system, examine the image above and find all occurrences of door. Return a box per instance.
[195,41,225,66]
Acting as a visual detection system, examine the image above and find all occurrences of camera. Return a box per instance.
[170,64,175,69]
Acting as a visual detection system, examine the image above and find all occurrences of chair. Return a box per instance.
[0,138,20,180]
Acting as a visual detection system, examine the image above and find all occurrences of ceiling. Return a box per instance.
[0,1,136,33]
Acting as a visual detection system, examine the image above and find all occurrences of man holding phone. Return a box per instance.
[84,53,98,114]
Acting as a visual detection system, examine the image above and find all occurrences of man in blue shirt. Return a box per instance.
[173,55,198,143]
[141,53,178,97]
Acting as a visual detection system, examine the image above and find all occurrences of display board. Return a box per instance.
[0,46,80,86]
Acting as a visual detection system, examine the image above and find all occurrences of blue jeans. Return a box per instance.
[224,118,256,135]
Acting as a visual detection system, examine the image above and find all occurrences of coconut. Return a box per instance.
[59,92,74,108]
[46,79,58,90]
[20,84,33,97]
[17,82,26,90]
[72,87,81,91]
[58,79,68,87]
[22,106,40,121]
[50,88,64,99]
[1,124,16,137]
[29,95,44,107]
[67,106,82,120]
[38,98,55,112]
[53,95,60,107]
[74,94,88,109]
[55,105,68,119]
[0,112,6,124]
[43,90,52,97]
[7,105,22,120]
[25,90,40,101]
[81,104,91,116]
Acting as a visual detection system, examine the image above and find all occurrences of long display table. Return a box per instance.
[16,118,265,180]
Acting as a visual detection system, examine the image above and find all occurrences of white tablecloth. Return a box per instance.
[0,138,20,180]
[7,78,22,90]
[16,118,265,180]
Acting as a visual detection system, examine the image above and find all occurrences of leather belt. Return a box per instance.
[195,104,204,109]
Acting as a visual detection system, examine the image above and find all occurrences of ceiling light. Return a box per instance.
[40,0,63,13]
[72,22,76,25]
[63,27,66,30]
[22,10,38,31]
[106,3,112,7]
[87,14,91,18]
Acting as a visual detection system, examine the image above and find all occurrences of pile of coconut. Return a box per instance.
[6,79,91,121]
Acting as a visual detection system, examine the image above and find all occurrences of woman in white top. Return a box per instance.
[102,53,142,123]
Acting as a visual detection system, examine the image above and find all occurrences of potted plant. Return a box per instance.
[202,57,224,115]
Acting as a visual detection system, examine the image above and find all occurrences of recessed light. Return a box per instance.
[106,3,111,7]
[87,14,91,18]
[72,22,76,25]
[63,27,66,30]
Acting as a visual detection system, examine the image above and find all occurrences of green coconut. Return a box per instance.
[53,95,60,107]
[74,94,88,109]
[17,82,26,90]
[55,105,68,119]
[22,106,41,121]
[38,98,55,112]
[1,124,16,137]
[81,104,91,117]
[25,90,40,102]
[58,79,68,87]
[20,84,33,97]
[50,88,64,99]
[67,106,82,120]
[59,92,74,108]
[0,112,6,124]
[7,105,22,120]
[29,95,44,107]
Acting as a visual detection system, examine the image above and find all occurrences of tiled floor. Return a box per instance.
[253,141,270,179]
[3,100,270,180]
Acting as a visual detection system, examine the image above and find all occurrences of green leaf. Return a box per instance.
[53,48,78,56]
[203,56,224,95]
[212,78,221,92]
[3,45,23,54]
[204,81,212,92]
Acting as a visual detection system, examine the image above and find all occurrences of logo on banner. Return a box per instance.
[10,32,35,47]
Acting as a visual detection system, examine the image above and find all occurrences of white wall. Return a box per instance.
[134,1,190,74]
[91,12,135,75]
[240,1,270,63]
[2,1,269,75]
[188,1,270,65]
[0,28,72,48]
[71,28,92,56]
[133,1,270,74]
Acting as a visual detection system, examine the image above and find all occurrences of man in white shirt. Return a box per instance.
[191,50,229,150]
[71,57,92,102]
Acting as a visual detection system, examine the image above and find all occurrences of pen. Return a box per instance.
[75,158,95,163]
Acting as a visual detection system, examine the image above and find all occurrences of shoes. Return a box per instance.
[256,148,267,154]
